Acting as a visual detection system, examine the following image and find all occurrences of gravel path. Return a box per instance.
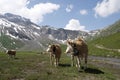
[89,56,120,69]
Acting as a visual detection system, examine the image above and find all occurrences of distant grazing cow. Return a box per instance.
[46,44,62,67]
[65,37,88,71]
[6,50,16,58]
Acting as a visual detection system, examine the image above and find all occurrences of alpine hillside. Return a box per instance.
[0,13,89,51]
[88,20,120,57]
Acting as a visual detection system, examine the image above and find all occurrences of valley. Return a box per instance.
[0,13,120,80]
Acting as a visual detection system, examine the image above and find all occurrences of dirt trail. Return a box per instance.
[88,56,120,79]
[88,56,120,69]
[95,45,120,52]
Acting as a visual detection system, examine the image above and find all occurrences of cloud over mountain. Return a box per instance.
[64,19,87,31]
[0,0,60,23]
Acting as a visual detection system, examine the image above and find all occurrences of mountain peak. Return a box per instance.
[0,13,90,50]
[0,13,34,27]
[4,13,20,18]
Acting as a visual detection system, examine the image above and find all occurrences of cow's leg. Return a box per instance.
[54,55,58,67]
[50,54,51,65]
[54,58,57,67]
[11,55,13,58]
[71,55,74,67]
[56,56,60,67]
[84,53,88,69]
[11,55,14,59]
[58,57,60,64]
[57,57,60,66]
[57,58,59,66]
[10,55,12,58]
[13,54,15,59]
[77,56,81,71]
[50,54,53,65]
[8,54,10,59]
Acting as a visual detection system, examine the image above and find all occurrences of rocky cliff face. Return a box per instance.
[0,13,89,51]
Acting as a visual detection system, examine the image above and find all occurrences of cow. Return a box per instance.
[46,44,62,67]
[6,50,16,58]
[65,37,88,71]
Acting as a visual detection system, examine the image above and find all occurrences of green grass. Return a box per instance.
[88,32,120,58]
[0,51,119,80]
[88,44,120,58]
[0,35,24,49]
[91,32,120,49]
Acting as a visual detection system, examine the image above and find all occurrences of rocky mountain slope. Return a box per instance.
[94,20,120,38]
[1,13,119,51]
[0,13,89,51]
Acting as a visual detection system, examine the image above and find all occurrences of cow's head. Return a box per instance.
[65,40,76,54]
[46,44,56,53]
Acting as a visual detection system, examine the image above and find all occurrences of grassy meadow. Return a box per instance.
[0,33,120,80]
[88,32,120,58]
[0,50,120,80]
[0,35,24,49]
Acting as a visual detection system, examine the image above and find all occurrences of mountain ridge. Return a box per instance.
[0,13,120,51]
[0,13,89,51]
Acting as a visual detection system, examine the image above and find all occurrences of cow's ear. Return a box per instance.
[67,40,71,44]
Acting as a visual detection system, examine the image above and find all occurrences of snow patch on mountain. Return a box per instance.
[0,13,94,51]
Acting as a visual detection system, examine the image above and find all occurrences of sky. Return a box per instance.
[0,0,120,31]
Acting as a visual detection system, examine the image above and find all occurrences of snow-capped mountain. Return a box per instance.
[0,13,42,40]
[0,13,89,51]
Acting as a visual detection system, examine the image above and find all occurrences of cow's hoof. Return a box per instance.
[78,69,83,72]
[78,68,83,72]
[78,70,82,72]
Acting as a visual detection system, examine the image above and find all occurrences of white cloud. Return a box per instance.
[0,0,60,23]
[66,4,73,12]
[94,0,120,17]
[80,9,88,15]
[64,19,87,31]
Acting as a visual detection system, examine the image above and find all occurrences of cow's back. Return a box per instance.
[7,50,16,55]
[75,40,88,57]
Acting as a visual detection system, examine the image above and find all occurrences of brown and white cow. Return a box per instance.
[46,44,62,67]
[6,50,16,58]
[65,37,88,71]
